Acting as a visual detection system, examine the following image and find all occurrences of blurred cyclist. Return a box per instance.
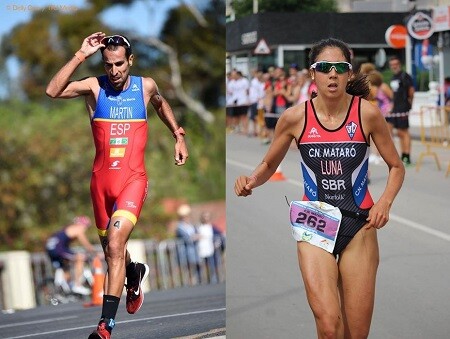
[46,215,96,295]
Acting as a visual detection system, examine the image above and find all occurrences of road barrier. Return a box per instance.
[0,251,36,310]
[415,105,450,177]
[0,237,226,309]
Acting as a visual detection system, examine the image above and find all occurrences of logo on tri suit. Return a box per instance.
[126,201,137,209]
[308,127,321,139]
[109,160,121,170]
[345,121,357,139]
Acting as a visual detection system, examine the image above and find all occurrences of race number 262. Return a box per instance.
[296,212,326,232]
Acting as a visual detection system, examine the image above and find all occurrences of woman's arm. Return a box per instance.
[234,106,304,196]
[362,100,405,229]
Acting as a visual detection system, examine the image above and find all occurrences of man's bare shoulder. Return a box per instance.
[141,77,158,93]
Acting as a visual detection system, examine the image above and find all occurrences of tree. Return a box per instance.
[2,7,108,101]
[231,0,338,18]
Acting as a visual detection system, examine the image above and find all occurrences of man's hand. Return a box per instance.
[174,138,188,166]
[78,32,106,59]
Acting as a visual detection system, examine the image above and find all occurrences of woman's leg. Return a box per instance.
[338,227,379,339]
[297,242,344,339]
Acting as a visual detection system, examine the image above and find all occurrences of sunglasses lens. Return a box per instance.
[315,63,331,72]
[314,62,350,74]
[102,36,130,47]
[335,63,350,73]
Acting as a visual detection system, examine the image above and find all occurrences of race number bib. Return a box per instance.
[289,201,342,254]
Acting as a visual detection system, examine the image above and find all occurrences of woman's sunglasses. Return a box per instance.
[101,35,131,48]
[310,61,352,74]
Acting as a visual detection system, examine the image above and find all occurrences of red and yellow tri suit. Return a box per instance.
[90,75,148,236]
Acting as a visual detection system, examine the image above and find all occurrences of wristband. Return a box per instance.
[75,50,86,62]
[173,127,186,138]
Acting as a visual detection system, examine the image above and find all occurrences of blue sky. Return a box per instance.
[0,0,193,37]
[0,0,203,85]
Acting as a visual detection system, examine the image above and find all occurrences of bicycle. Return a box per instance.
[38,255,95,306]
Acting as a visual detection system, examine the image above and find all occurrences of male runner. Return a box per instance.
[46,32,188,339]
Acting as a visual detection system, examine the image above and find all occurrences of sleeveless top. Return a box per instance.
[297,96,374,214]
[375,87,392,117]
[46,228,71,252]
[91,75,147,174]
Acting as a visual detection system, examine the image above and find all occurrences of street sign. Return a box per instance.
[385,25,407,49]
[254,39,271,55]
[407,11,434,40]
[433,6,450,32]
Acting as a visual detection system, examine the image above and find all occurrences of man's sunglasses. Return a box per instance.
[101,35,131,48]
[310,61,352,74]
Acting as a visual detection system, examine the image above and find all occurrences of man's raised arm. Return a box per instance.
[46,32,105,98]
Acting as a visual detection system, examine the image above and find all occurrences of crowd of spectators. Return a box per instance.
[226,64,316,144]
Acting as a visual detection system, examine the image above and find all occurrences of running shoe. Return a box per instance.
[402,157,413,168]
[125,262,150,314]
[88,319,114,339]
[72,285,91,296]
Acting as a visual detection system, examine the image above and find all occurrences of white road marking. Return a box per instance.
[227,157,450,242]
[0,316,78,329]
[3,308,226,338]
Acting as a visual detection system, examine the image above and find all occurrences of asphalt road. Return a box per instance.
[0,283,225,339]
[226,132,450,339]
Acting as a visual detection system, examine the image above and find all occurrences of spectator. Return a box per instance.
[359,62,376,76]
[298,68,313,104]
[284,72,303,107]
[260,72,274,141]
[367,70,394,119]
[367,70,394,165]
[226,71,236,132]
[444,77,450,106]
[263,67,286,144]
[388,56,415,166]
[248,69,265,137]
[175,204,201,283]
[358,62,377,103]
[287,63,299,86]
[234,71,250,134]
[196,211,218,283]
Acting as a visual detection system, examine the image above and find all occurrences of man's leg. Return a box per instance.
[297,242,344,339]
[89,216,134,339]
[71,253,90,295]
[105,216,134,296]
[397,128,411,164]
[337,227,379,339]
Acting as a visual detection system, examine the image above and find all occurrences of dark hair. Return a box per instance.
[100,35,133,59]
[309,38,370,99]
[388,55,402,63]
[309,38,352,65]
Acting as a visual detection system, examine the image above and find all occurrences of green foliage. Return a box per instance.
[160,1,226,107]
[232,0,338,18]
[4,8,109,101]
[0,100,224,251]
